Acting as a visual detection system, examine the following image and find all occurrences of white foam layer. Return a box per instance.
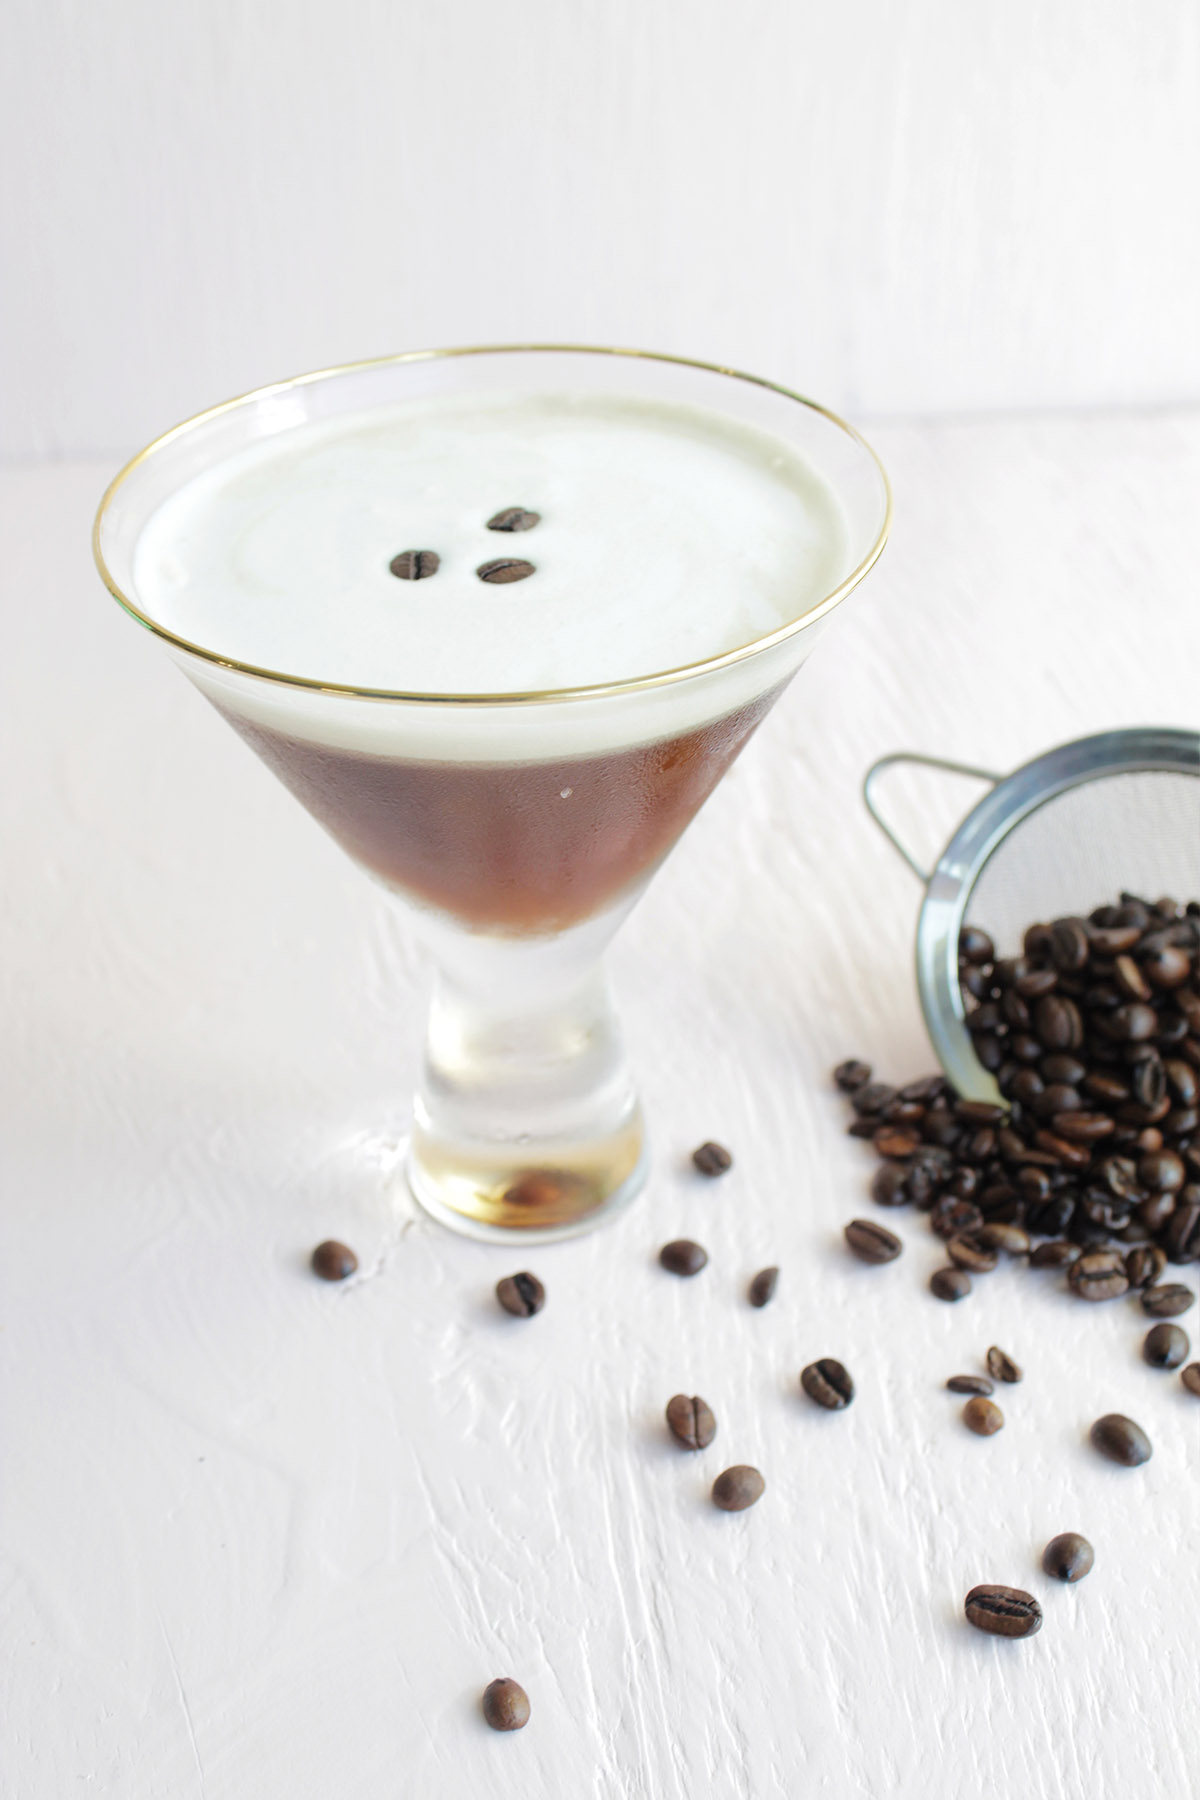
[133,391,849,696]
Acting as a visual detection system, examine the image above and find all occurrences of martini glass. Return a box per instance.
[94,346,890,1242]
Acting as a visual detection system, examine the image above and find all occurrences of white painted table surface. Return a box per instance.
[3,412,1199,1800]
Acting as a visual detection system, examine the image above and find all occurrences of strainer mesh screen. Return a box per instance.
[963,771,1200,955]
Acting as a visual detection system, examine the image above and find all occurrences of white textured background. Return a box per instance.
[3,415,1199,1796]
[3,0,1200,454]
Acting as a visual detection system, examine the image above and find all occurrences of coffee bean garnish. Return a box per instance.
[482,1677,530,1731]
[665,1393,716,1449]
[986,1346,1023,1384]
[844,1218,902,1264]
[1181,1363,1200,1396]
[947,1374,994,1396]
[692,1140,733,1177]
[747,1266,779,1307]
[487,507,541,533]
[495,1271,546,1317]
[712,1465,765,1511]
[477,558,536,584]
[1141,1282,1195,1317]
[1041,1533,1094,1583]
[659,1239,708,1276]
[389,549,440,580]
[800,1358,854,1410]
[964,1585,1043,1639]
[931,1266,972,1302]
[311,1239,358,1281]
[963,1396,1004,1435]
[1090,1412,1152,1466]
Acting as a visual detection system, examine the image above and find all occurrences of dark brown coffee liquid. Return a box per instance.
[222,690,778,933]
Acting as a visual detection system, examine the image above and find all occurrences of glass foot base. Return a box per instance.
[406,1115,649,1244]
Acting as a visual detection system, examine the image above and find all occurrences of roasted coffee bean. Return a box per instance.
[1141,1282,1195,1317]
[931,1266,972,1301]
[800,1358,854,1409]
[1067,1251,1129,1301]
[977,1223,1031,1256]
[1182,1363,1200,1396]
[986,1346,1023,1383]
[389,549,440,580]
[1033,1130,1092,1171]
[1051,1111,1114,1142]
[712,1465,765,1511]
[1137,1192,1176,1233]
[1113,954,1152,1001]
[961,965,992,1000]
[1143,1322,1190,1368]
[1015,965,1060,998]
[496,1271,546,1316]
[881,1097,927,1126]
[310,1239,358,1281]
[946,1232,999,1274]
[959,926,995,964]
[1125,1243,1168,1288]
[1166,1105,1199,1135]
[961,1127,998,1163]
[482,1677,530,1731]
[963,1396,1004,1435]
[921,1109,963,1148]
[1142,944,1192,989]
[1110,1002,1158,1042]
[946,1374,994,1395]
[1026,1197,1076,1237]
[665,1393,717,1449]
[1017,1165,1052,1202]
[975,1034,1005,1071]
[1008,1070,1045,1105]
[1164,1202,1200,1263]
[966,1003,1003,1035]
[659,1239,708,1276]
[692,1140,733,1176]
[486,506,541,533]
[1090,1413,1152,1466]
[477,557,536,583]
[964,1586,1043,1639]
[1040,1053,1087,1085]
[954,1099,1007,1125]
[949,1165,980,1199]
[844,1219,903,1264]
[871,1163,910,1206]
[1088,924,1142,954]
[874,1127,922,1159]
[1098,1154,1140,1200]
[1138,1149,1186,1193]
[1035,1083,1082,1117]
[1166,1059,1200,1106]
[747,1266,779,1307]
[853,1082,897,1116]
[931,1197,984,1240]
[901,1075,949,1103]
[1083,1071,1131,1104]
[1050,918,1090,972]
[1041,1533,1094,1583]
[1030,1238,1081,1268]
[905,1165,937,1207]
[847,1117,880,1139]
[1002,989,1031,1029]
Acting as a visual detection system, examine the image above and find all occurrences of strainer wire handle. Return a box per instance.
[863,751,1004,883]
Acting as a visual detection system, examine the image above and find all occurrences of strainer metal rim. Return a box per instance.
[867,726,1200,1103]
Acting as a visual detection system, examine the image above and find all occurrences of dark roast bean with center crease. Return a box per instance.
[389,549,441,580]
[1165,1059,1199,1105]
[1090,1413,1152,1466]
[801,1358,855,1409]
[477,557,536,583]
[931,1266,972,1301]
[986,1346,1023,1383]
[962,1127,997,1163]
[964,1586,1043,1639]
[1052,1111,1115,1142]
[834,1059,873,1091]
[748,1266,779,1307]
[1016,1166,1052,1203]
[1182,1364,1200,1396]
[1141,1282,1195,1317]
[845,1219,903,1264]
[978,1223,1031,1256]
[486,506,541,533]
[1088,924,1142,954]
[1078,1194,1131,1233]
[1015,966,1060,999]
[712,1465,765,1511]
[954,1099,1007,1125]
[1034,996,1083,1051]
[947,1374,994,1395]
[1111,1003,1158,1042]
[874,1127,922,1159]
[665,1393,717,1448]
[872,1163,910,1206]
[1142,944,1192,989]
[482,1677,530,1731]
[1030,1238,1081,1268]
[947,1233,998,1273]
[1139,1150,1186,1193]
[496,1271,546,1316]
[960,926,995,964]
[1041,1053,1087,1085]
[1126,1243,1168,1288]
[1143,1322,1190,1368]
[1098,1154,1140,1200]
[1113,954,1152,1001]
[659,1239,708,1276]
[1034,1130,1092,1170]
[1083,1071,1131,1104]
[931,1197,984,1239]
[1068,1251,1129,1300]
[692,1140,733,1176]
[852,1082,896,1116]
[1050,918,1090,972]
[1002,989,1031,1030]
[1137,1193,1176,1233]
[1042,1533,1094,1583]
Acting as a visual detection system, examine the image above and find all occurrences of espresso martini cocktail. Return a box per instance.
[95,347,890,1240]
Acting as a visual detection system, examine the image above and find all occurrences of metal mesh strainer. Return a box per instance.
[864,727,1200,1103]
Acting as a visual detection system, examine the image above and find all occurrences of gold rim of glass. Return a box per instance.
[92,343,892,707]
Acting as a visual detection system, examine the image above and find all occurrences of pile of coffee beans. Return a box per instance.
[837,893,1200,1307]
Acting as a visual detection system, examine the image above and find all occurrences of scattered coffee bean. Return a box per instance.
[482,1677,530,1732]
[977,1223,1031,1256]
[931,1267,972,1301]
[665,1393,717,1449]
[1143,1322,1189,1368]
[692,1140,733,1177]
[800,1358,854,1410]
[1067,1251,1130,1302]
[1125,1244,1168,1289]
[1041,1532,1094,1582]
[389,549,440,580]
[986,1346,1023,1384]
[874,1126,922,1159]
[963,1396,1004,1435]
[1089,1413,1152,1466]
[834,1059,872,1091]
[1030,1239,1081,1268]
[844,1219,903,1264]
[947,1374,994,1396]
[712,1465,765,1511]
[310,1239,358,1281]
[946,1233,999,1273]
[496,1272,545,1317]
[477,557,536,584]
[1141,1282,1195,1318]
[487,507,541,533]
[852,1082,896,1116]
[964,1585,1043,1639]
[748,1266,779,1307]
[659,1239,708,1276]
[1181,1363,1200,1396]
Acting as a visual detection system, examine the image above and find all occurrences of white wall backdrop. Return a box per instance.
[3,0,1199,457]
